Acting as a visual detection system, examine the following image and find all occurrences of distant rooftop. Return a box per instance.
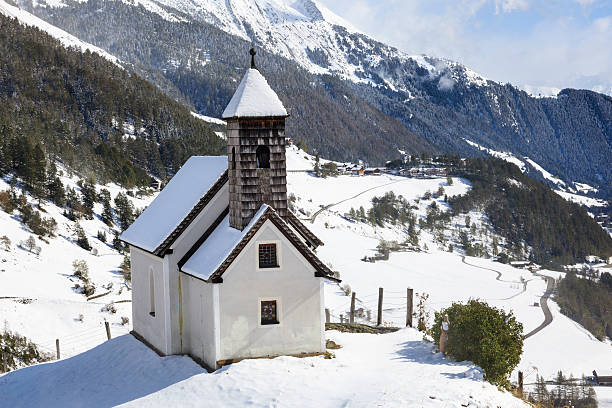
[222,68,288,119]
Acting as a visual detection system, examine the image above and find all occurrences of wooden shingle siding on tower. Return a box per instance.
[228,118,288,230]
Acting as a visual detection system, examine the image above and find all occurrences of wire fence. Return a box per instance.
[326,284,531,328]
[0,321,133,374]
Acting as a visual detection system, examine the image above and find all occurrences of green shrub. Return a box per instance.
[429,300,523,387]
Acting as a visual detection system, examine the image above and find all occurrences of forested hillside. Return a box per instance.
[557,271,612,341]
[448,158,612,266]
[0,13,225,187]
[16,0,612,198]
[15,0,433,164]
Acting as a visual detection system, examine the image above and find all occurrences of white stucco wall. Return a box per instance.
[167,184,229,355]
[217,220,325,362]
[179,273,218,370]
[130,246,167,354]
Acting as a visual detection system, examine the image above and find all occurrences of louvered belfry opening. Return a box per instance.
[228,117,288,230]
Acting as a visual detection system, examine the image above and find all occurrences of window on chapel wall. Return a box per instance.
[231,147,236,169]
[259,243,278,268]
[256,145,270,169]
[261,300,279,325]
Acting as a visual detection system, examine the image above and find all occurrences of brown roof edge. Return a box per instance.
[283,211,324,248]
[205,207,340,283]
[177,206,230,269]
[154,170,229,257]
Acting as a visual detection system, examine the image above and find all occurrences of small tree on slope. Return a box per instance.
[429,300,523,387]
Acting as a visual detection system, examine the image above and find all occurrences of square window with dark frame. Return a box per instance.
[258,243,278,268]
[261,300,279,325]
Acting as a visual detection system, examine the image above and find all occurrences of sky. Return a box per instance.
[317,0,612,95]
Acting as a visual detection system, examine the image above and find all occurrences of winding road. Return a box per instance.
[523,274,554,339]
[460,256,554,339]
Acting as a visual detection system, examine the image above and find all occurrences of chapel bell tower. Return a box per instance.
[222,48,289,230]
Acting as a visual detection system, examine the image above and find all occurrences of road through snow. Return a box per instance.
[460,256,553,339]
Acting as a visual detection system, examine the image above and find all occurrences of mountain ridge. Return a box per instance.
[10,0,612,199]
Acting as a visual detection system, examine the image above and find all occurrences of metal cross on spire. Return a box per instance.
[250,47,257,69]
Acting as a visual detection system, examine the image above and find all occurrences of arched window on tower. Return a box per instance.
[231,147,236,169]
[256,145,270,169]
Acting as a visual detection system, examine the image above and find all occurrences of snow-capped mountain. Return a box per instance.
[146,0,490,92]
[0,0,119,64]
[10,0,612,201]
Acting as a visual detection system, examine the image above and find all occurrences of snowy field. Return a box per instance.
[0,169,154,357]
[1,146,611,406]
[0,328,528,408]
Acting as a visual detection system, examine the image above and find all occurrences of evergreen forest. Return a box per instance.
[0,14,225,188]
[449,158,612,266]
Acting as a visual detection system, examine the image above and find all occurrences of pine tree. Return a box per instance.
[80,179,96,220]
[101,201,114,226]
[554,370,567,403]
[491,236,499,256]
[534,374,549,403]
[114,192,134,231]
[74,222,91,251]
[30,144,47,200]
[112,231,124,252]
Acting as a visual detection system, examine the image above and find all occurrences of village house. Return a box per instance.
[121,49,339,371]
[350,165,365,176]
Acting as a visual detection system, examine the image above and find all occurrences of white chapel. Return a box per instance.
[120,49,339,370]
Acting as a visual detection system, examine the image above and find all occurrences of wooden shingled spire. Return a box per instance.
[226,50,289,230]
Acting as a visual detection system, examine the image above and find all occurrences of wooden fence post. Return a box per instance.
[377,287,383,326]
[518,371,523,397]
[325,308,330,323]
[105,321,111,340]
[55,339,60,360]
[406,288,414,327]
[340,314,344,324]
[349,292,356,324]
[367,310,371,322]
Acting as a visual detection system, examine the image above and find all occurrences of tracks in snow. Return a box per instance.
[307,179,406,223]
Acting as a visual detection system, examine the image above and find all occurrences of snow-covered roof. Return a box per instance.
[182,205,270,280]
[180,205,336,283]
[222,69,288,119]
[120,156,228,253]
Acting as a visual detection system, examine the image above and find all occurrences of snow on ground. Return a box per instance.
[0,169,155,357]
[1,146,611,406]
[463,139,526,171]
[463,139,608,209]
[554,189,608,207]
[190,111,226,126]
[284,147,612,383]
[0,329,528,408]
[524,158,565,187]
[521,85,560,98]
[0,0,120,64]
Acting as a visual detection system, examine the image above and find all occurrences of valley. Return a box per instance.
[0,0,610,406]
[1,146,611,405]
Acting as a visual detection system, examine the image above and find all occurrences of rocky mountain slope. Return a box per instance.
[12,0,612,198]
